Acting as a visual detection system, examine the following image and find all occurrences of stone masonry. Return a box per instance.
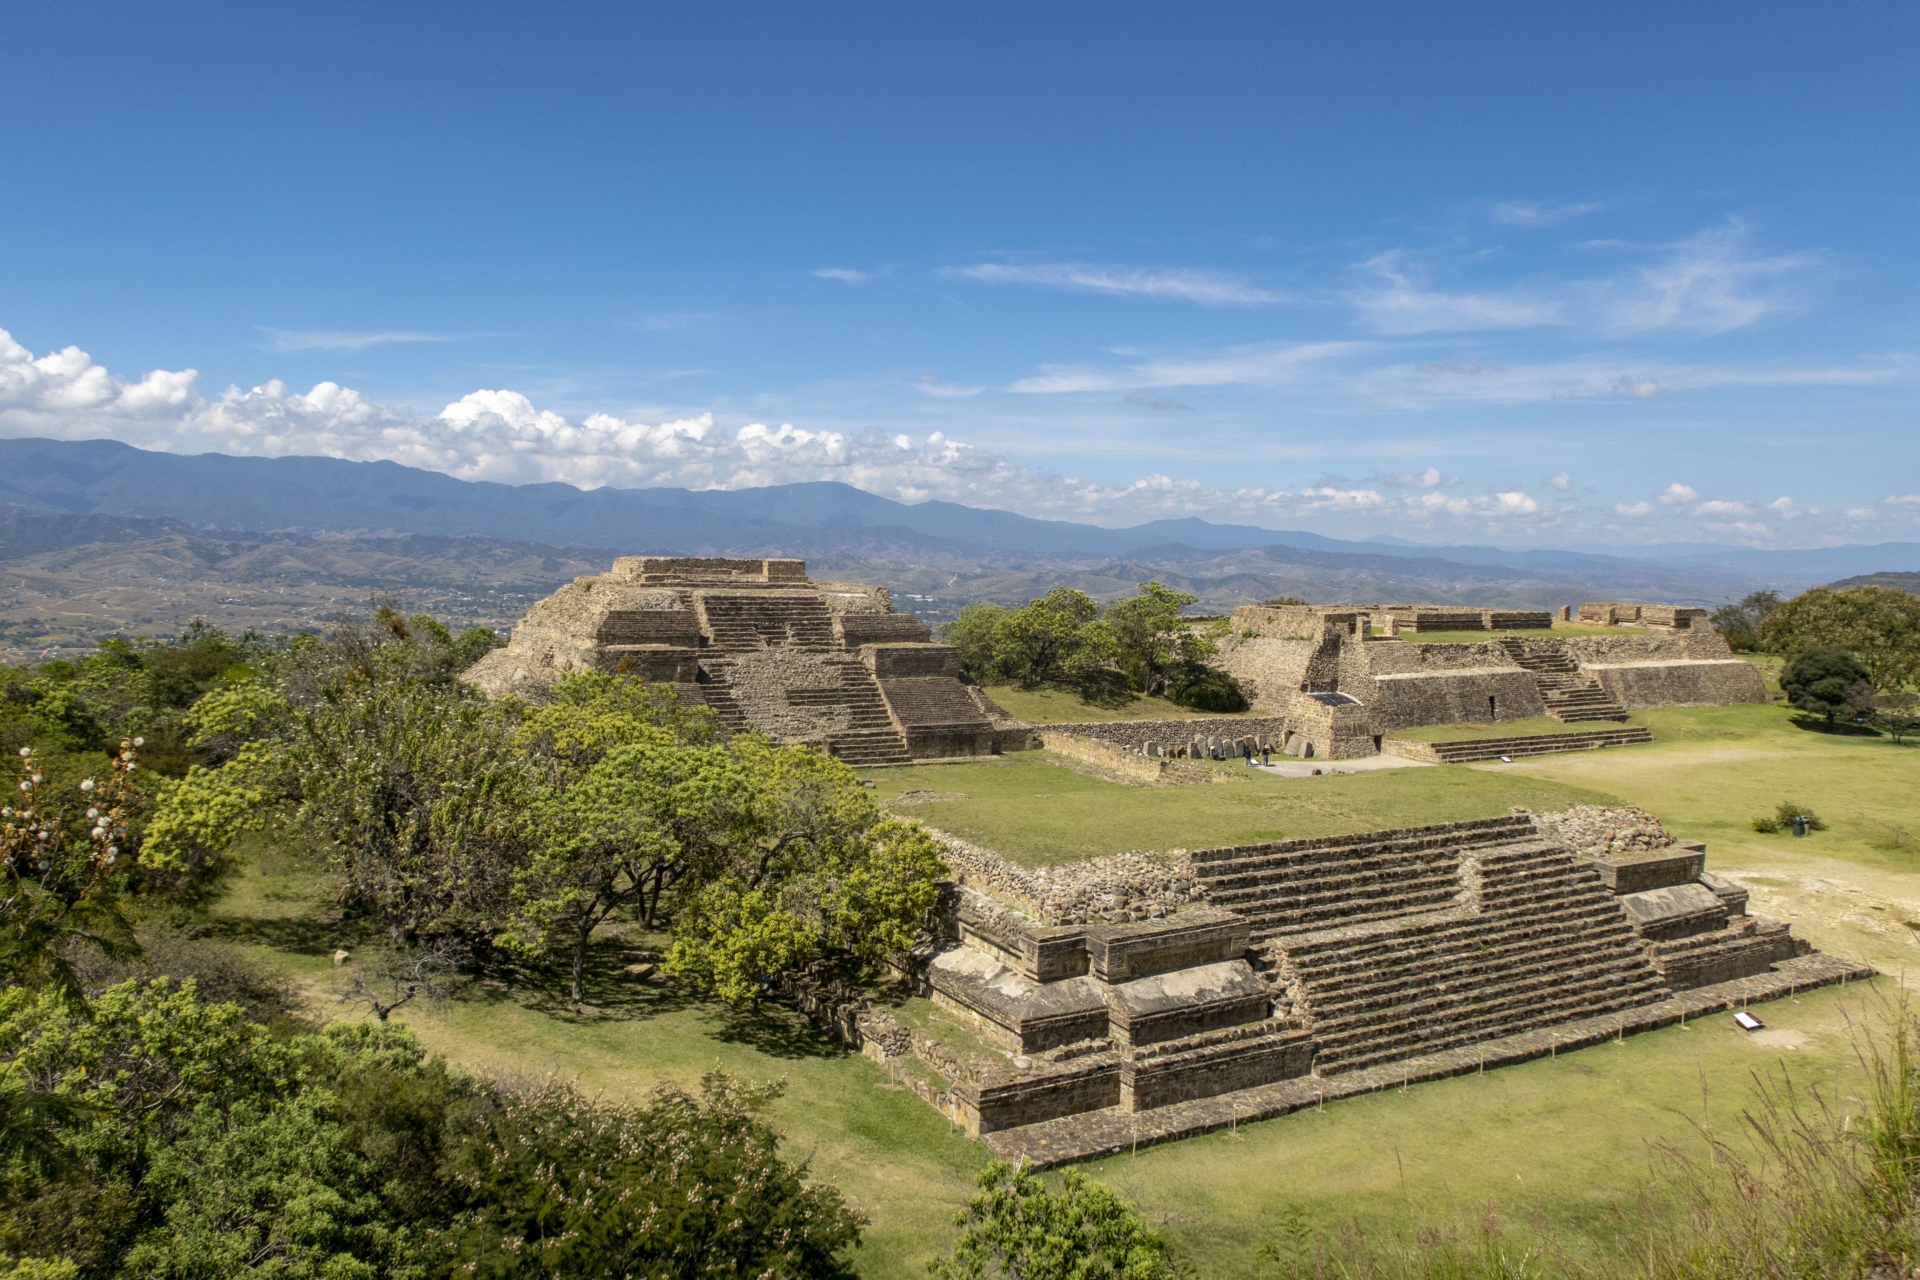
[847,808,1864,1153]
[1214,602,1769,760]
[463,556,1036,764]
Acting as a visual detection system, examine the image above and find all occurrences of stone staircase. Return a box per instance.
[691,660,753,734]
[1382,726,1652,764]
[1190,817,1670,1077]
[1495,637,1630,723]
[695,592,838,651]
[807,663,912,766]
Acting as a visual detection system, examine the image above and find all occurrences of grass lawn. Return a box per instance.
[189,700,1920,1278]
[1389,715,1646,743]
[200,844,1900,1277]
[865,750,1614,866]
[980,684,1256,725]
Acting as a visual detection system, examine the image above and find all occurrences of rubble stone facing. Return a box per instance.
[462,556,1033,763]
[927,826,1202,925]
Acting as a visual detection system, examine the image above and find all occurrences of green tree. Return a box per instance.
[0,742,142,1003]
[1779,646,1873,727]
[1709,589,1782,653]
[666,741,946,1005]
[1104,582,1199,697]
[1759,585,1920,693]
[944,604,1011,684]
[994,589,1111,689]
[442,1073,863,1278]
[928,1158,1182,1280]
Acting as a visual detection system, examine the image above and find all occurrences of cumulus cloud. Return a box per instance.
[811,268,875,284]
[953,262,1280,306]
[1658,483,1699,504]
[1545,471,1573,491]
[1614,501,1654,517]
[1491,200,1602,228]
[1694,499,1752,517]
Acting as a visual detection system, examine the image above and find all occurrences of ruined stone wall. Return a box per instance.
[926,826,1202,925]
[1563,630,1735,662]
[1041,717,1290,754]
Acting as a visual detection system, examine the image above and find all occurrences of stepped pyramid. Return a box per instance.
[463,556,1033,764]
[860,808,1866,1165]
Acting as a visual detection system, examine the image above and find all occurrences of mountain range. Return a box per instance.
[6,436,1917,584]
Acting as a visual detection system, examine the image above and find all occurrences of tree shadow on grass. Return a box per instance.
[709,1001,844,1061]
[511,940,705,1021]
[1787,716,1883,737]
[192,910,357,958]
[1071,669,1140,710]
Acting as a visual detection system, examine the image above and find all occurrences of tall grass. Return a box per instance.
[1252,993,1920,1280]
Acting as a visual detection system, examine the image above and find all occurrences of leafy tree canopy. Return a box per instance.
[1759,586,1920,692]
[928,1158,1183,1280]
[1779,646,1874,727]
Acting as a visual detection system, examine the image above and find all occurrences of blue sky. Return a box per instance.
[1,1,1915,547]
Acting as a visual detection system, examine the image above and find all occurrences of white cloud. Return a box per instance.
[1382,466,1460,489]
[1767,496,1797,516]
[1347,254,1562,334]
[261,329,470,353]
[953,262,1280,306]
[811,268,875,284]
[0,323,1901,547]
[1491,200,1602,228]
[914,374,984,398]
[1545,471,1573,491]
[1010,340,1365,394]
[1594,223,1814,336]
[1610,375,1661,398]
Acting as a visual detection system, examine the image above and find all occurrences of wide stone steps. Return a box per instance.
[1293,903,1637,995]
[826,728,912,766]
[1315,975,1669,1075]
[1390,727,1653,763]
[1240,826,1671,1077]
[1304,917,1648,1007]
[696,595,839,652]
[1192,820,1534,882]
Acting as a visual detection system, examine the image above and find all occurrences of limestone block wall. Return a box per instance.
[927,826,1202,925]
[1582,660,1770,708]
[1214,634,1320,711]
[714,650,862,741]
[835,613,932,646]
[1363,670,1548,730]
[813,579,894,613]
[1560,632,1769,707]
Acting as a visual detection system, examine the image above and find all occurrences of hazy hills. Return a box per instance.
[4,436,1918,660]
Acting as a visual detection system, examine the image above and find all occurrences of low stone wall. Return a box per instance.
[1043,716,1290,754]
[1039,731,1176,784]
[1527,804,1676,858]
[1581,659,1770,708]
[927,825,1203,925]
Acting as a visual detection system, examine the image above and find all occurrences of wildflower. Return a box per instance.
[80,779,94,792]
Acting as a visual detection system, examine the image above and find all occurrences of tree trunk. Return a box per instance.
[571,916,593,1005]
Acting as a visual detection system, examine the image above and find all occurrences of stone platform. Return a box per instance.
[982,954,1872,1168]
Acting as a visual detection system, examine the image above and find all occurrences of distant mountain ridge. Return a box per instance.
[3,436,1916,588]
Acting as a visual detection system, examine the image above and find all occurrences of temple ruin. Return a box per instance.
[839,807,1866,1165]
[1213,602,1770,761]
[462,557,1031,764]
